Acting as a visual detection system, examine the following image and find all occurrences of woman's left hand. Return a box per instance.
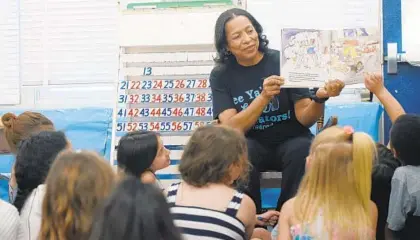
[316,79,345,98]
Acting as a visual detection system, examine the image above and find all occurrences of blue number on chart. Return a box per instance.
[141,81,152,90]
[183,108,193,117]
[206,108,213,116]
[184,93,194,102]
[120,81,128,90]
[208,92,213,102]
[138,123,148,130]
[117,109,127,117]
[141,94,151,103]
[116,123,124,131]
[161,122,170,131]
[183,122,193,131]
[163,94,173,103]
[186,79,196,88]
[118,95,127,103]
[164,80,174,89]
[143,67,152,76]
[140,108,149,117]
[161,108,171,117]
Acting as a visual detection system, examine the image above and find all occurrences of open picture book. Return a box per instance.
[281,28,382,88]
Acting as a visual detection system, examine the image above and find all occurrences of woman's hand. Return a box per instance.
[364,73,385,95]
[261,76,285,100]
[316,79,345,99]
[256,210,280,226]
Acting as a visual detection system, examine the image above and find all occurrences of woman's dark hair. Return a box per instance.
[13,131,68,212]
[89,177,182,240]
[213,8,269,64]
[179,125,249,187]
[117,131,159,176]
[390,114,420,166]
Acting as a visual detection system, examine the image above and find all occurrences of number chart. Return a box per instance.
[110,48,216,189]
[115,67,214,137]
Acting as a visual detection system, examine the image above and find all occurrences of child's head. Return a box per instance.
[179,125,249,187]
[14,131,70,212]
[1,112,54,153]
[89,177,182,240]
[390,114,420,166]
[295,126,376,237]
[304,126,376,207]
[39,150,115,240]
[117,131,170,177]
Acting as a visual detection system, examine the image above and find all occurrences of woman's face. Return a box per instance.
[150,136,170,171]
[225,15,260,63]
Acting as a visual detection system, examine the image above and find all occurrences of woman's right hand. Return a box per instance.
[261,76,284,100]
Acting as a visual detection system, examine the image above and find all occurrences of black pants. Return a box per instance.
[242,136,312,213]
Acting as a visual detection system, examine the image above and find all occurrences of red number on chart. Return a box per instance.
[175,80,185,88]
[198,79,208,88]
[130,81,141,90]
[153,80,163,89]
[129,94,139,103]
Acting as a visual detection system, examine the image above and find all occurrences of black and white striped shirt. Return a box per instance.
[167,182,246,240]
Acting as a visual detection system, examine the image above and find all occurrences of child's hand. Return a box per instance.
[256,210,280,226]
[364,73,385,95]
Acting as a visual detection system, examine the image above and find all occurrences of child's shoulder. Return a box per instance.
[394,165,420,179]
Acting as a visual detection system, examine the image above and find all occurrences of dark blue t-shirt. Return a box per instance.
[210,49,312,145]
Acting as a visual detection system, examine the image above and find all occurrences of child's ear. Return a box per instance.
[391,148,398,158]
[305,156,311,169]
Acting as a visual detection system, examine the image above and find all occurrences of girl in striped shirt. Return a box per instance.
[166,125,268,240]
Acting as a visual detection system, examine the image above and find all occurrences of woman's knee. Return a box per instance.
[285,137,311,157]
[246,138,265,166]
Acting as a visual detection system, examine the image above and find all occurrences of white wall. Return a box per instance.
[2,2,363,111]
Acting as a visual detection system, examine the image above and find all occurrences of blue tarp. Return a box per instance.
[0,108,113,201]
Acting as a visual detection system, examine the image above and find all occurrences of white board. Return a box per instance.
[402,0,420,62]
[0,0,20,105]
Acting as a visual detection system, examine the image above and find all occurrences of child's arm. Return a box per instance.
[364,73,405,124]
[277,200,293,240]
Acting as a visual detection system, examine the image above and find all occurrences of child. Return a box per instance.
[166,125,272,240]
[89,177,182,240]
[116,130,170,188]
[277,126,378,239]
[39,150,115,240]
[364,72,406,239]
[0,199,20,239]
[1,112,55,203]
[386,114,420,239]
[16,131,70,240]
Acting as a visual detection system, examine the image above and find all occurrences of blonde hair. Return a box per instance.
[294,126,376,239]
[39,150,115,240]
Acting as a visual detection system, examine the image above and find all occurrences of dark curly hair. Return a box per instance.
[390,114,420,166]
[13,131,68,212]
[213,8,269,64]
